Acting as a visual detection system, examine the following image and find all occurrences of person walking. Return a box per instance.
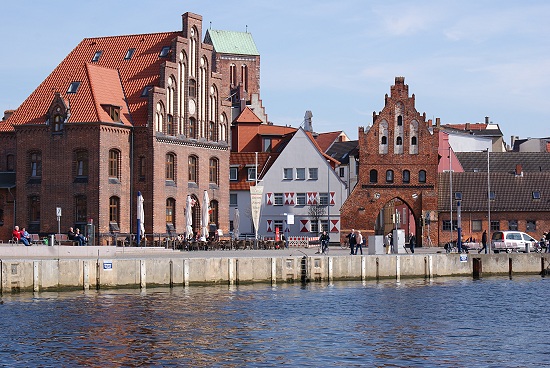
[347,229,356,255]
[409,233,416,254]
[479,230,488,254]
[354,230,364,255]
[320,230,330,254]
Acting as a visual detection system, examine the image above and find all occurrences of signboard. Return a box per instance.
[56,207,62,217]
[250,185,263,238]
[287,214,294,225]
[459,254,468,263]
[103,260,113,271]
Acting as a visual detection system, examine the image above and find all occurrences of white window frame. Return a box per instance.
[283,168,293,180]
[308,168,318,180]
[296,193,306,206]
[274,193,283,206]
[296,168,306,180]
[230,166,238,181]
[247,166,256,181]
[230,193,238,207]
[319,192,329,206]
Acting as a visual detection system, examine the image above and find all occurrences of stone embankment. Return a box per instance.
[0,245,548,292]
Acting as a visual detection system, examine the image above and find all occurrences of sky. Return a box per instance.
[1,1,549,143]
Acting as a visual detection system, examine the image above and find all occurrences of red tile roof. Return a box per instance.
[305,131,340,166]
[0,31,179,132]
[315,131,342,152]
[230,152,278,190]
[234,106,263,123]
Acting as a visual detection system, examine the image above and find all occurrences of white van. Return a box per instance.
[491,231,537,253]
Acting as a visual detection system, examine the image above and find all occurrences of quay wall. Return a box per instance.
[1,251,549,293]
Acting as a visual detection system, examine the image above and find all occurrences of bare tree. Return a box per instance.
[308,204,326,233]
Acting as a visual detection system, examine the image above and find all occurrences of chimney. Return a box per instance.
[465,123,471,130]
[3,110,14,120]
[303,110,313,132]
[436,117,440,128]
[515,164,523,177]
[485,116,490,124]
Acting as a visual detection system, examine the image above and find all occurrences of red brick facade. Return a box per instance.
[340,77,440,246]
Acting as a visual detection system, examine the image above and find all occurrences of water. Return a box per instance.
[0,276,548,367]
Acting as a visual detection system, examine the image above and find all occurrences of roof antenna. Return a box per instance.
[246,25,248,33]
[210,21,212,30]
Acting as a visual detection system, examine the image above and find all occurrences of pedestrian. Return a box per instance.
[479,230,488,254]
[546,231,550,253]
[409,233,416,254]
[320,230,330,254]
[347,229,356,255]
[384,232,392,254]
[355,230,364,255]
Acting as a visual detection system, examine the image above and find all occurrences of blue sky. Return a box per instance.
[1,1,549,143]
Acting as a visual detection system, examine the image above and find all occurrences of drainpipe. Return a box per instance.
[8,187,15,230]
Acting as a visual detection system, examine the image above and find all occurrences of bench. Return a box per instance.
[55,234,77,246]
[30,234,43,245]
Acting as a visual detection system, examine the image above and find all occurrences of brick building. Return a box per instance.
[0,12,264,243]
[340,77,440,246]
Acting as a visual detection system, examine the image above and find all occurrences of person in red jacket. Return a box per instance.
[12,226,30,246]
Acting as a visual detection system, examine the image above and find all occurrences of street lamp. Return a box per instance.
[486,149,490,254]
[327,160,330,237]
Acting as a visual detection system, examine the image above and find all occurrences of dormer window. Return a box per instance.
[532,191,541,200]
[124,48,136,60]
[141,85,152,97]
[53,115,64,132]
[92,50,103,62]
[159,46,170,57]
[67,81,81,94]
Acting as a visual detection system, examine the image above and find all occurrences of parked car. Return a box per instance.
[491,231,537,253]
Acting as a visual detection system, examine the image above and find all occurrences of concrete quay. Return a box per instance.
[0,244,548,293]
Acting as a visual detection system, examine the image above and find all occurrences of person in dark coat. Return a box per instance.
[409,233,416,254]
[320,231,330,254]
[347,229,357,255]
[479,230,488,254]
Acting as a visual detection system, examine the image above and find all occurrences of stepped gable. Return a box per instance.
[1,31,179,132]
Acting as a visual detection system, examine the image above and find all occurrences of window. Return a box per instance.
[247,166,256,181]
[141,86,152,97]
[6,154,15,171]
[108,150,120,180]
[386,170,394,183]
[526,220,536,231]
[67,81,81,94]
[411,136,417,145]
[308,168,318,180]
[166,153,175,181]
[230,193,238,207]
[208,122,215,141]
[508,220,518,231]
[28,195,40,223]
[381,136,387,145]
[402,170,410,184]
[442,220,458,231]
[75,150,88,177]
[209,158,219,184]
[296,168,306,180]
[263,138,272,152]
[229,64,237,86]
[230,167,238,181]
[296,193,306,206]
[472,220,482,232]
[454,192,462,200]
[188,156,197,183]
[75,195,87,224]
[241,64,249,91]
[189,118,196,138]
[369,169,378,183]
[274,193,283,206]
[209,200,219,225]
[166,198,175,225]
[124,48,136,60]
[166,114,173,135]
[396,136,403,145]
[159,46,170,57]
[53,115,64,132]
[109,196,120,225]
[319,193,329,206]
[283,168,293,180]
[311,221,319,234]
[274,220,283,233]
[189,79,196,98]
[320,220,329,232]
[490,220,500,231]
[139,156,146,181]
[92,50,103,62]
[532,191,541,199]
[489,191,496,201]
[339,167,345,177]
[30,152,42,178]
[418,170,426,183]
[397,115,403,126]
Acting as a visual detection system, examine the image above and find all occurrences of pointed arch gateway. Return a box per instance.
[374,197,418,245]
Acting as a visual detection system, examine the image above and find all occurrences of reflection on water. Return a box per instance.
[0,276,547,367]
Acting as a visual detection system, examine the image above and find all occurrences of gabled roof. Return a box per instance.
[230,152,278,190]
[315,131,342,152]
[326,140,359,165]
[204,29,259,56]
[438,171,550,212]
[1,31,178,132]
[234,106,263,124]
[456,152,550,173]
[305,130,340,166]
[441,123,503,138]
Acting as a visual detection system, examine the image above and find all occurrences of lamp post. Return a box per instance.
[327,160,330,238]
[486,149,490,254]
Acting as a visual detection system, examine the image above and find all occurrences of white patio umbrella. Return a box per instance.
[233,208,240,240]
[186,195,193,240]
[137,191,145,246]
[201,190,210,241]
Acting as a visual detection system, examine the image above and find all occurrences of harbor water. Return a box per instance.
[0,275,548,367]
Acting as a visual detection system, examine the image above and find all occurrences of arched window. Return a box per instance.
[209,200,219,226]
[109,196,120,225]
[419,170,427,183]
[369,169,378,183]
[28,195,40,224]
[229,64,237,86]
[53,115,64,132]
[396,136,403,145]
[109,149,120,180]
[208,122,215,141]
[411,136,417,145]
[189,118,196,138]
[189,79,196,98]
[381,136,387,144]
[403,170,410,184]
[209,157,219,185]
[155,102,165,132]
[75,195,87,224]
[386,170,394,183]
[166,198,176,226]
[188,155,198,183]
[397,115,403,126]
[241,64,248,91]
[166,153,176,182]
